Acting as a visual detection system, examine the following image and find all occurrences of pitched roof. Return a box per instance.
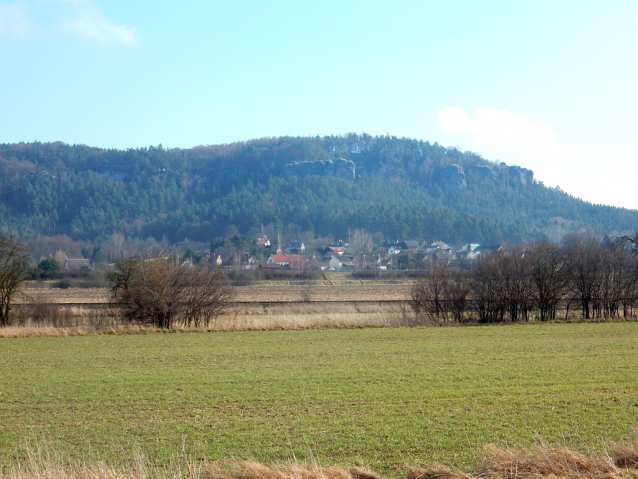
[64,259,91,271]
[269,254,306,263]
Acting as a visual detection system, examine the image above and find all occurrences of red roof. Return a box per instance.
[269,254,306,263]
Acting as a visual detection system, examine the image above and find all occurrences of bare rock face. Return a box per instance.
[283,158,355,179]
[503,165,534,185]
[433,164,466,191]
[467,165,497,182]
[466,164,534,187]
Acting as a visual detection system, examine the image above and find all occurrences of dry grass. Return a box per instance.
[410,446,632,479]
[212,302,417,330]
[0,323,155,338]
[0,456,381,479]
[210,311,410,331]
[16,287,110,304]
[3,301,418,337]
[232,285,411,303]
[2,444,638,479]
[15,284,412,305]
[208,462,382,479]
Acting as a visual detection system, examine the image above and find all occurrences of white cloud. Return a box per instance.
[62,9,138,45]
[0,1,35,37]
[438,106,576,158]
[0,0,138,45]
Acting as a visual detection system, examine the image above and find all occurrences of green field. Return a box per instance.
[1,323,637,475]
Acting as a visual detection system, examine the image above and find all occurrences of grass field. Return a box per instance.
[1,322,637,476]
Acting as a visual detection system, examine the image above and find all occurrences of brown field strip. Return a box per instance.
[17,284,412,304]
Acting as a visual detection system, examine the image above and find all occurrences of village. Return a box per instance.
[211,235,496,273]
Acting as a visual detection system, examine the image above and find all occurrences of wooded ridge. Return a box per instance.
[1,134,636,245]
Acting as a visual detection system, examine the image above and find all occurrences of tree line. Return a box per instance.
[411,235,638,323]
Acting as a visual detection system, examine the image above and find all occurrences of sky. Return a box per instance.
[1,1,638,210]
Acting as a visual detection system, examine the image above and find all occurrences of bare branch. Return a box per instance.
[109,254,234,329]
[0,234,31,326]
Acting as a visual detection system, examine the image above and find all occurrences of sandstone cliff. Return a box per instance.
[282,158,355,179]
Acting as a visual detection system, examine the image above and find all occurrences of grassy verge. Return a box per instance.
[1,323,637,476]
[2,443,638,479]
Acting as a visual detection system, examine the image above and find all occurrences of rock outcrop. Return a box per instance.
[466,165,497,182]
[466,164,534,186]
[503,165,534,186]
[283,158,355,180]
[433,164,466,191]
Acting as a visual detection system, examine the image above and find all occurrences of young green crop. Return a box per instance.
[0,323,637,476]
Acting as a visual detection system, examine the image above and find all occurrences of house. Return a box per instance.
[329,256,343,270]
[286,242,305,253]
[424,241,452,254]
[211,253,223,266]
[388,246,401,255]
[457,244,481,260]
[240,254,260,269]
[462,250,481,260]
[431,249,456,261]
[400,240,420,252]
[321,246,344,256]
[422,246,456,264]
[255,235,271,247]
[384,255,396,268]
[266,254,308,270]
[460,243,480,252]
[340,256,356,270]
[64,259,92,271]
[472,245,503,257]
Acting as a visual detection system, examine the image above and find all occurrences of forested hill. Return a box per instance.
[1,134,636,246]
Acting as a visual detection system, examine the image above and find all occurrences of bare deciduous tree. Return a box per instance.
[0,234,31,326]
[448,268,471,322]
[108,254,234,329]
[617,248,638,318]
[411,261,470,323]
[502,246,533,322]
[614,233,638,253]
[471,250,509,323]
[564,235,603,319]
[413,237,638,324]
[596,245,637,319]
[528,241,569,321]
[348,228,374,253]
[411,261,451,322]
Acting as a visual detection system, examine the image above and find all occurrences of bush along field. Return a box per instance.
[1,322,638,477]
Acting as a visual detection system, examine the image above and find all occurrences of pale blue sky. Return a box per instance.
[2,1,638,209]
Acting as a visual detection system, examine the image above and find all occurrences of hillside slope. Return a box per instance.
[0,134,636,244]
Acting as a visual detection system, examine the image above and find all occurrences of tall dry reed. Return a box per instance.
[2,443,638,479]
